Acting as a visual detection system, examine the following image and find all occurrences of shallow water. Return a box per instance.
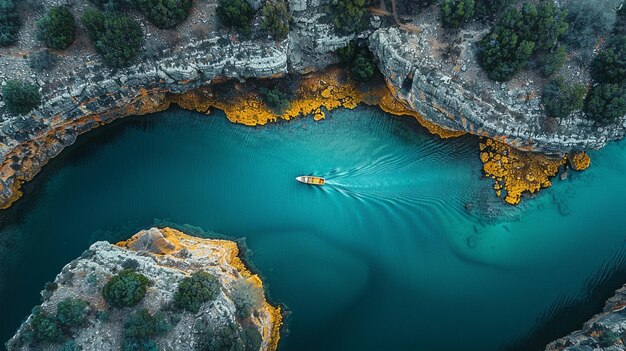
[1,107,625,351]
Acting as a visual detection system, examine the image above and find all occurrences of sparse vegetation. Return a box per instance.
[216,0,255,35]
[441,0,475,28]
[477,2,568,81]
[584,83,626,124]
[28,50,58,72]
[2,80,42,115]
[82,9,144,68]
[37,6,77,50]
[122,309,170,351]
[137,0,193,29]
[261,0,290,40]
[0,0,20,47]
[173,271,220,313]
[102,269,150,308]
[231,278,264,319]
[541,77,585,118]
[328,0,367,34]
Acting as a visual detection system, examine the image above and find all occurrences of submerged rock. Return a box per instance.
[5,227,282,351]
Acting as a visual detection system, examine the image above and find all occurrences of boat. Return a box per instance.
[296,176,325,186]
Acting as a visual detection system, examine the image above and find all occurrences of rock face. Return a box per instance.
[5,227,282,351]
[546,284,626,351]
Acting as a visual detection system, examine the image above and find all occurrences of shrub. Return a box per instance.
[29,50,58,72]
[230,278,264,319]
[37,6,76,50]
[565,0,620,50]
[102,269,150,308]
[541,77,585,118]
[2,80,42,115]
[30,311,64,343]
[198,322,243,351]
[477,2,568,81]
[260,86,290,113]
[441,0,475,28]
[216,0,255,35]
[122,309,170,351]
[82,9,144,68]
[539,45,566,77]
[591,35,626,84]
[137,0,192,29]
[173,271,220,312]
[55,298,88,328]
[0,0,20,47]
[261,0,290,40]
[328,0,367,34]
[584,83,626,124]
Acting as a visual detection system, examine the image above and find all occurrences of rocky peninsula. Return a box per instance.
[5,227,282,351]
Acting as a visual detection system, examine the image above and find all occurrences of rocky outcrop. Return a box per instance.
[368,24,626,155]
[546,284,626,350]
[5,227,282,351]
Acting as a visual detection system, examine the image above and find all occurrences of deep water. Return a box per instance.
[1,106,626,351]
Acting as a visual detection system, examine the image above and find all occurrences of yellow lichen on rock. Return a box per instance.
[569,151,591,171]
[479,139,566,205]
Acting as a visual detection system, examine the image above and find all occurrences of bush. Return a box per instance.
[0,0,20,47]
[565,0,620,50]
[82,9,144,68]
[55,298,88,328]
[441,0,475,28]
[260,86,290,113]
[230,278,264,319]
[584,83,626,124]
[261,0,290,40]
[198,322,243,351]
[541,77,585,118]
[137,0,192,29]
[328,0,366,34]
[37,6,76,50]
[477,2,568,81]
[216,0,255,34]
[2,80,42,115]
[30,311,64,344]
[173,271,220,313]
[539,45,566,77]
[122,309,170,351]
[102,269,150,308]
[591,35,626,84]
[29,50,58,72]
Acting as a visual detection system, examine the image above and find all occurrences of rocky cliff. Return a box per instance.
[546,284,626,350]
[5,227,282,351]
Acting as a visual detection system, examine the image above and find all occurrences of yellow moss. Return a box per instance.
[569,151,591,171]
[479,139,566,205]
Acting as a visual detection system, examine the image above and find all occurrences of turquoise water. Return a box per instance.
[1,106,626,351]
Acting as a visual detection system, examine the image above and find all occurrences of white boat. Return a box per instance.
[296,176,325,186]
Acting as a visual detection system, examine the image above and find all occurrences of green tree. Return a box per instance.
[565,0,620,49]
[584,83,626,124]
[216,0,255,34]
[137,0,192,29]
[0,0,19,47]
[441,0,475,28]
[55,298,88,329]
[173,271,220,313]
[615,0,626,34]
[474,0,510,22]
[259,86,290,113]
[230,278,264,319]
[261,0,290,40]
[82,9,144,68]
[539,45,566,77]
[37,6,76,50]
[2,80,41,115]
[328,0,366,34]
[477,27,535,81]
[122,309,170,351]
[591,35,626,84]
[102,269,150,308]
[30,310,64,344]
[352,55,375,81]
[88,0,137,11]
[541,77,585,118]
